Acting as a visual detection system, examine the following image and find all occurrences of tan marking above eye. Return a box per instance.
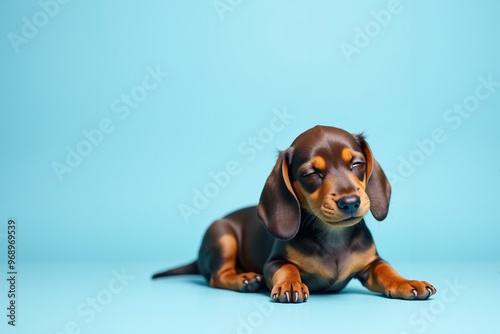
[341,148,354,163]
[311,156,326,171]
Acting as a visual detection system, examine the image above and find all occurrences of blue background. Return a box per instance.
[1,1,499,333]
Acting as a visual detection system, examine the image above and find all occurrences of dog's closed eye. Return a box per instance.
[350,160,366,179]
[300,171,323,179]
[351,161,366,169]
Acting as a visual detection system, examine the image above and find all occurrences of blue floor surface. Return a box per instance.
[3,260,498,334]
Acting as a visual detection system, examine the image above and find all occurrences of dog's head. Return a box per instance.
[257,125,391,240]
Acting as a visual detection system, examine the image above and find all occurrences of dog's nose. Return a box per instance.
[336,195,361,214]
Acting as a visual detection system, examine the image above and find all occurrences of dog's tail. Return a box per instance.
[151,260,200,279]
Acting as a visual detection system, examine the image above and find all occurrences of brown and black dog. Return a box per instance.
[152,126,436,303]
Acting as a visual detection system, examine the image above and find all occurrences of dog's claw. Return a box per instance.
[304,293,309,301]
[237,273,265,292]
[412,289,418,298]
[272,293,278,302]
[270,280,309,303]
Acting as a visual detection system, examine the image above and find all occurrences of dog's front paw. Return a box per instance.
[271,281,309,303]
[386,280,436,300]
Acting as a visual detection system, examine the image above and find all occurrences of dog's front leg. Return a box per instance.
[359,258,436,300]
[264,260,309,303]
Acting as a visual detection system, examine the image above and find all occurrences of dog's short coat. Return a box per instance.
[153,126,436,303]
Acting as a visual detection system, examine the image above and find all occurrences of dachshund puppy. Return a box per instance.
[153,126,436,303]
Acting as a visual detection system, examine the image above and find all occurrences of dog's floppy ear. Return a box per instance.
[354,134,392,221]
[257,148,301,240]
